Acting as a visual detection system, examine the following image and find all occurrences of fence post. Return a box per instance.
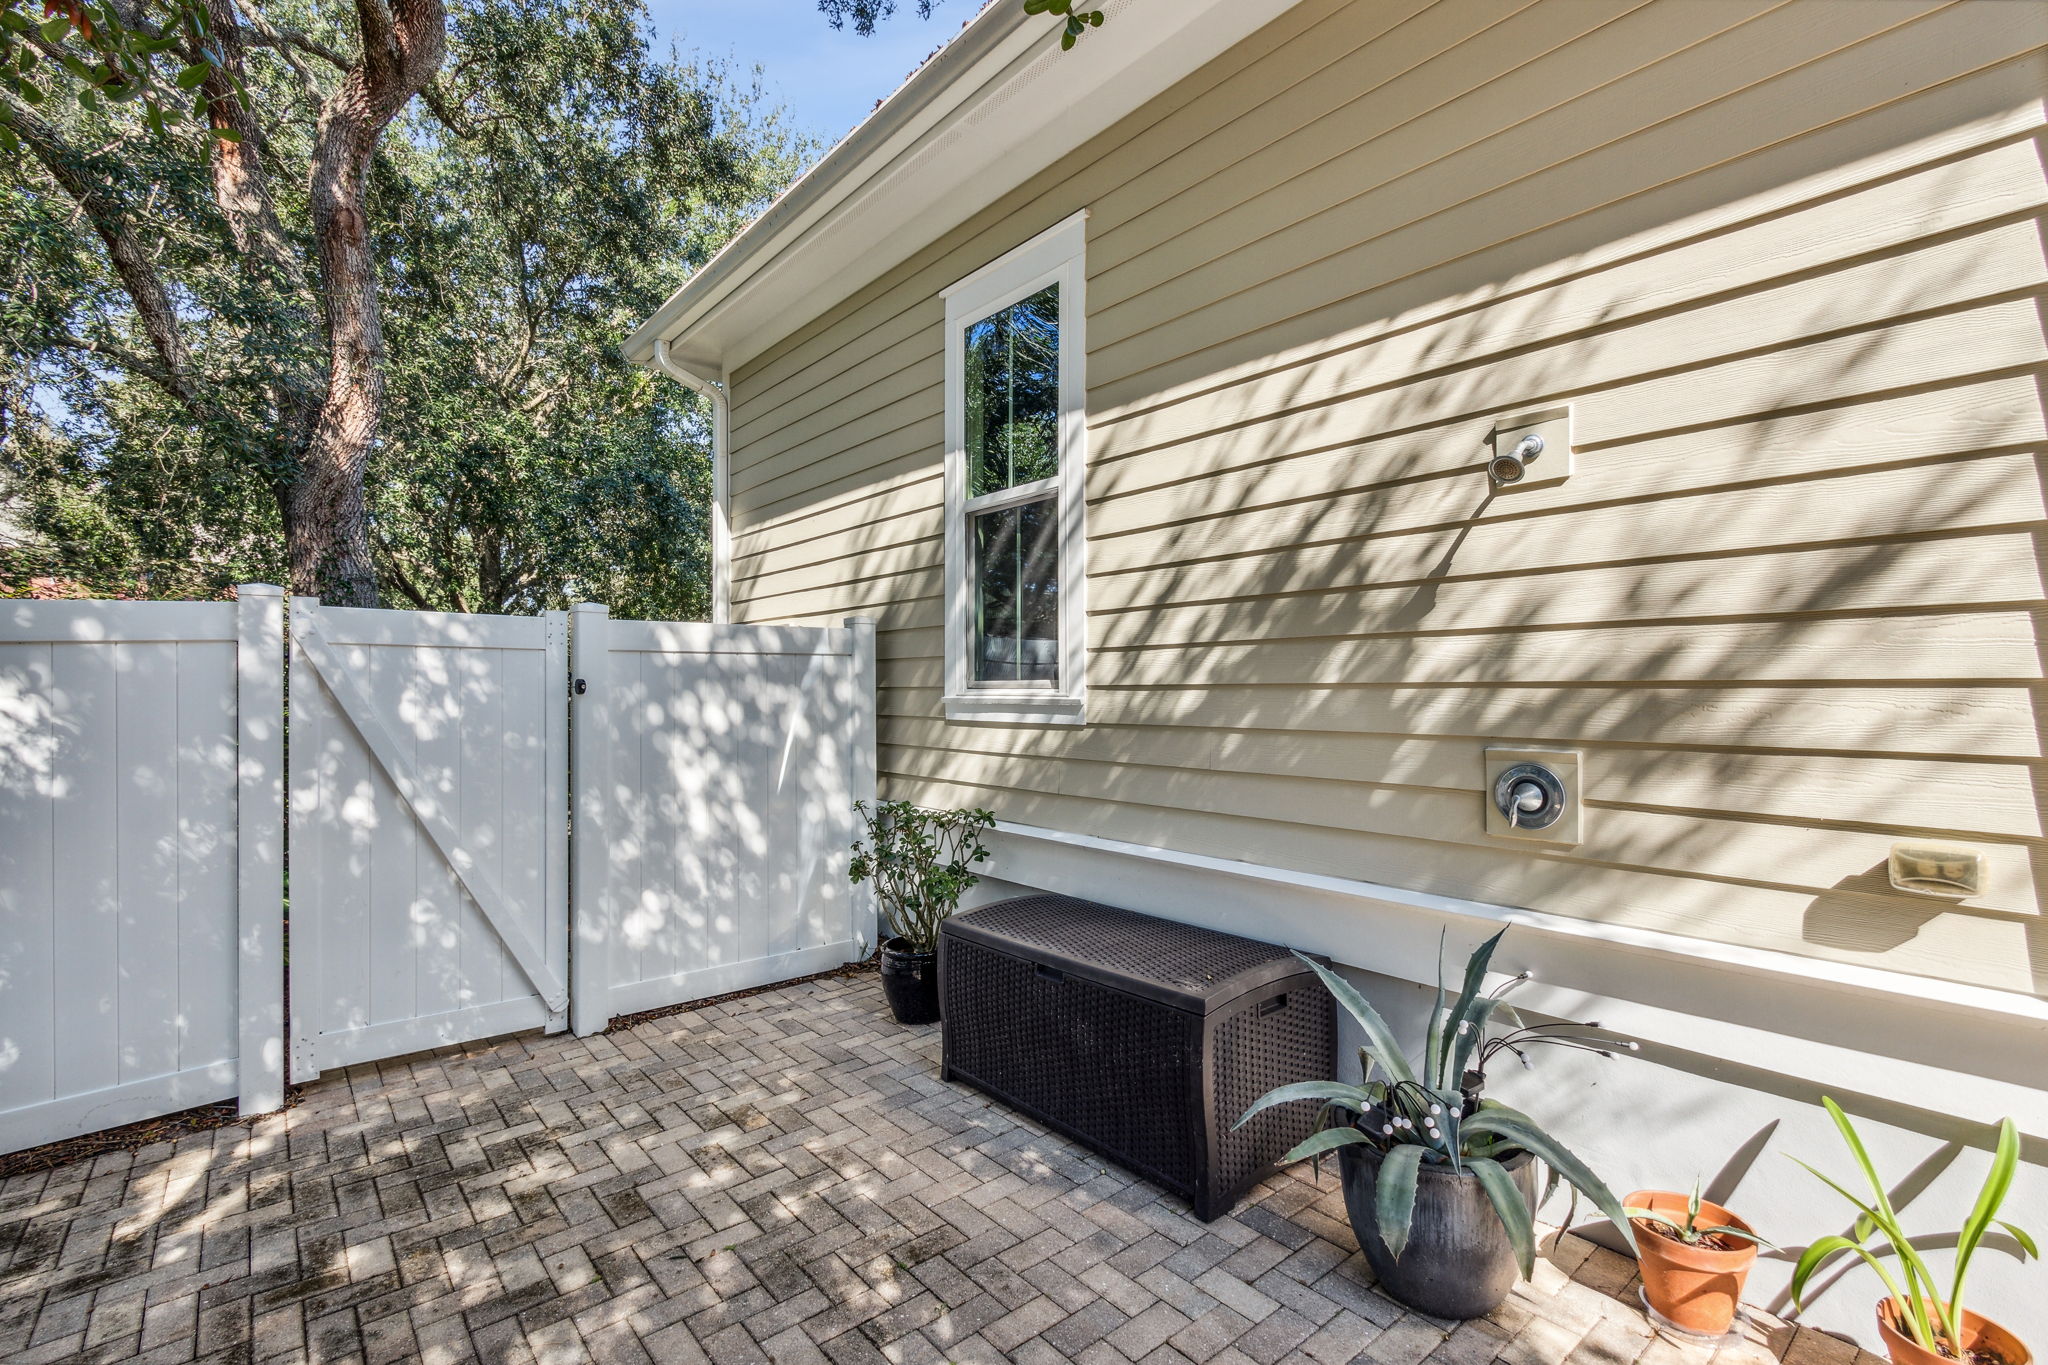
[235,584,287,1115]
[844,617,878,956]
[569,603,612,1036]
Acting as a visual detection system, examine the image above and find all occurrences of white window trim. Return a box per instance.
[942,210,1089,726]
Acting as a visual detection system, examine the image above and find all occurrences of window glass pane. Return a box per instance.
[974,497,1059,684]
[964,283,1059,498]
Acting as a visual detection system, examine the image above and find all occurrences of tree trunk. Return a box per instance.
[290,0,446,605]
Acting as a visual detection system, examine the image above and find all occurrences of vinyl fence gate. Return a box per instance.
[0,588,873,1154]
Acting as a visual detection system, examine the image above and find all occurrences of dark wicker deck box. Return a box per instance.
[939,894,1336,1221]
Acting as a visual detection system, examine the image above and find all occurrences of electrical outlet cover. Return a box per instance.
[1491,405,1574,488]
[1483,747,1584,845]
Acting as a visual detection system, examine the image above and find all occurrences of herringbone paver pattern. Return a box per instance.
[0,975,1877,1365]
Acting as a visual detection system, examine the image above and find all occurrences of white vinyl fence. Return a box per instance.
[0,589,284,1154]
[0,587,874,1155]
[568,609,876,1034]
[287,601,571,1078]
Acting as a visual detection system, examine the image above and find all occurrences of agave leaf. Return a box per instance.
[1281,1126,1372,1164]
[1448,995,1507,1085]
[1469,1156,1536,1279]
[1437,929,1506,1085]
[1376,1143,1425,1261]
[1424,936,1447,1091]
[1293,951,1416,1086]
[1696,1224,1775,1248]
[1462,1106,1633,1251]
[1234,1081,1376,1131]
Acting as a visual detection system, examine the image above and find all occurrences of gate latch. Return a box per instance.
[573,678,588,696]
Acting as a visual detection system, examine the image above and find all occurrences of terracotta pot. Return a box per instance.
[1627,1189,1758,1337]
[1877,1299,2032,1365]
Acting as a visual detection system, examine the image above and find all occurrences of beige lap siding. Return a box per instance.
[724,0,2048,997]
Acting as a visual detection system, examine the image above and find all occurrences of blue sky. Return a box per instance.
[643,0,974,151]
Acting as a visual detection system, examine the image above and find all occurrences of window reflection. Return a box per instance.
[964,284,1059,498]
[973,498,1059,684]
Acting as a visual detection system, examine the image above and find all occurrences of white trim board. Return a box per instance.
[942,211,1090,727]
[985,821,2048,1135]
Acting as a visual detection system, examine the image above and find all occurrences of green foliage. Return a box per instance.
[1790,1099,2034,1354]
[848,800,994,954]
[2,0,805,614]
[0,0,245,151]
[818,0,1105,50]
[1624,1183,1772,1250]
[1236,931,1635,1279]
[1021,0,1104,51]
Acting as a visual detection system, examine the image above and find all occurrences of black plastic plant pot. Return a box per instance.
[1338,1141,1537,1320]
[879,937,942,1025]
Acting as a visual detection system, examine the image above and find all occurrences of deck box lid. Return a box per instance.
[940,894,1315,1014]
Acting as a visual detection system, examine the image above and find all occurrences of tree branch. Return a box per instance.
[5,95,198,407]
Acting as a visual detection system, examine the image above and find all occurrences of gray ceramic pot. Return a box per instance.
[1337,1141,1537,1320]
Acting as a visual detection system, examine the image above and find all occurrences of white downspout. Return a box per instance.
[653,338,731,624]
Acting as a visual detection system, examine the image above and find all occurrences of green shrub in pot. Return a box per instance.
[849,800,993,1024]
[1791,1098,2035,1365]
[1237,929,1636,1319]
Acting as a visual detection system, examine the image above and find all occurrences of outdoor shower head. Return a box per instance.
[1487,432,1545,485]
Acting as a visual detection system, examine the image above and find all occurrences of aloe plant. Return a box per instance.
[1790,1098,2036,1356]
[1236,929,1635,1278]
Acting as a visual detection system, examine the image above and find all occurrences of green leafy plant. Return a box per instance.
[1790,1098,2036,1359]
[1236,929,1637,1278]
[1,0,247,152]
[848,800,994,954]
[1626,1183,1772,1249]
[1023,0,1106,50]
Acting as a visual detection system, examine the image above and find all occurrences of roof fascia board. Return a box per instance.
[624,1,1038,365]
[626,0,1303,373]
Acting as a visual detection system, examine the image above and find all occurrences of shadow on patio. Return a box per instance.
[0,974,1883,1365]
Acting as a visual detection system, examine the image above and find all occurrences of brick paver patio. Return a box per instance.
[0,973,1880,1365]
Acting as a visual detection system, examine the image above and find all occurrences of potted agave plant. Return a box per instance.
[1625,1183,1771,1337]
[1239,929,1637,1320]
[1792,1098,2036,1365]
[848,800,994,1025]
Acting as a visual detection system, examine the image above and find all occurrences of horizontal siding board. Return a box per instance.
[882,770,2039,992]
[723,0,2048,996]
[734,423,941,524]
[1092,531,2048,649]
[1091,371,2045,544]
[883,718,2044,840]
[874,680,2042,761]
[1090,57,2048,427]
[1094,227,2047,479]
[1089,0,1737,302]
[877,740,2042,914]
[1089,4,2036,381]
[1089,139,2048,475]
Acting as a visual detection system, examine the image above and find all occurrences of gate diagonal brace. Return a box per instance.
[295,614,570,1013]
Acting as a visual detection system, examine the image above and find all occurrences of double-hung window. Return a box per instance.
[941,211,1088,725]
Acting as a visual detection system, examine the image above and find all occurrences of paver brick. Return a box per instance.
[0,975,1861,1365]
